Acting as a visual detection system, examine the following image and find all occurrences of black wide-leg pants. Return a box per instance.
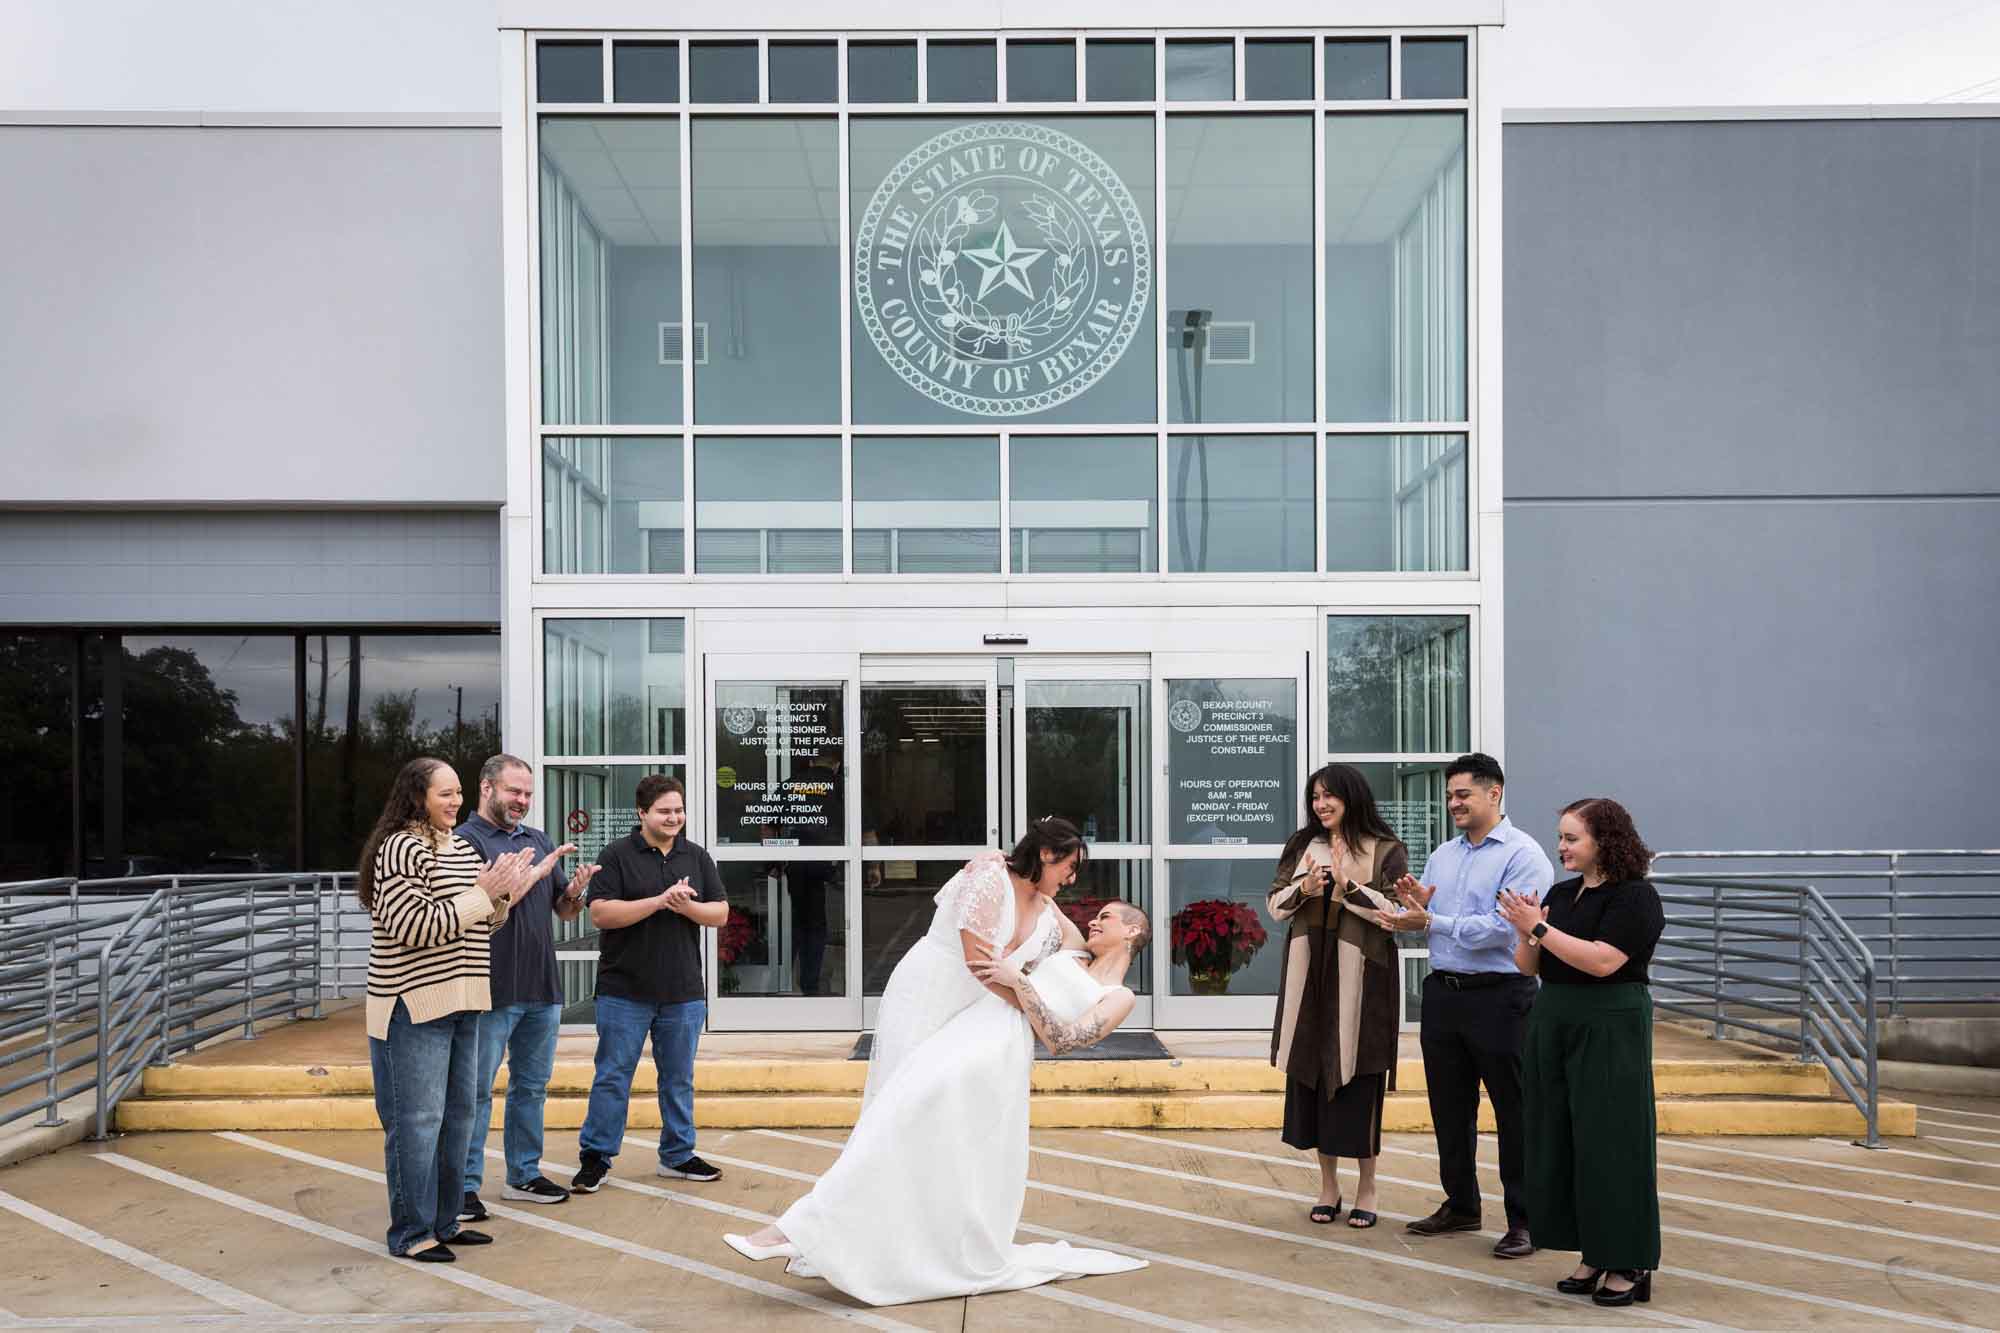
[1419,971,1535,1227]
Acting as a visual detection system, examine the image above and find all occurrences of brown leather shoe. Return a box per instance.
[1405,1203,1483,1236]
[1492,1225,1536,1259]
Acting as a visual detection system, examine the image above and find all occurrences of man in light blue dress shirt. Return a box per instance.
[1383,753,1555,1259]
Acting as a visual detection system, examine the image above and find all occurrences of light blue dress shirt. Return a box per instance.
[1419,817,1557,975]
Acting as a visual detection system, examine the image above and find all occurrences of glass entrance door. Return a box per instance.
[704,652,860,1029]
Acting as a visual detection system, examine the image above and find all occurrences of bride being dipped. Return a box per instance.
[723,816,1152,1307]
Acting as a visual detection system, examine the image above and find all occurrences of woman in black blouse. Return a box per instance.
[1498,797,1665,1308]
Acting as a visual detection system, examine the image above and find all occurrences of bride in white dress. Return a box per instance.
[723,817,1152,1307]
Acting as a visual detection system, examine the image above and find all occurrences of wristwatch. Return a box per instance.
[1529,921,1549,945]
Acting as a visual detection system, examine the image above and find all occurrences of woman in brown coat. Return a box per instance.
[1268,763,1409,1228]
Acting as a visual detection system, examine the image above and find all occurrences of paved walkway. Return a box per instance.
[2,1093,1998,1329]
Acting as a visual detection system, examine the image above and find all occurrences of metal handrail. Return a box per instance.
[0,874,333,1137]
[1652,850,1999,1015]
[1651,873,1883,1146]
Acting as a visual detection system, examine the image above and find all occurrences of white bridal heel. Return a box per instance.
[724,1233,800,1263]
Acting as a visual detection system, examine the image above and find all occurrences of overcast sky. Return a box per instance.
[3,0,1997,112]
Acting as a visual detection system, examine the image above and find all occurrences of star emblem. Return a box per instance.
[960,219,1047,302]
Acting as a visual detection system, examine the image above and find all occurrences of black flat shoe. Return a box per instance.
[445,1229,494,1246]
[1557,1266,1602,1295]
[1346,1210,1379,1229]
[404,1244,456,1263]
[1593,1270,1652,1306]
[1308,1199,1343,1224]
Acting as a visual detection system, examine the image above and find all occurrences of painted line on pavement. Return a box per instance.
[1028,1287,1210,1332]
[1816,1137,2000,1168]
[1919,1119,2000,1140]
[1656,1138,2000,1196]
[0,1189,286,1316]
[0,1314,560,1329]
[732,1131,1719,1331]
[219,1133,924,1333]
[1911,1103,2000,1123]
[91,1152,632,1333]
[1105,1130,2000,1302]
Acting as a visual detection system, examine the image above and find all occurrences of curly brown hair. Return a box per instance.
[1559,797,1653,884]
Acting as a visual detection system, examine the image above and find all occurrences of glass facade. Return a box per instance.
[0,630,498,880]
[522,28,1487,1030]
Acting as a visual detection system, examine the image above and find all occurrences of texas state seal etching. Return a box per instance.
[853,121,1152,417]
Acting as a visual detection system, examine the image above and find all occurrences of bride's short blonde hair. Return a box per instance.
[1110,902,1151,955]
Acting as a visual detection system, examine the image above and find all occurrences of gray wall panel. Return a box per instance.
[1506,119,2000,499]
[1503,498,2000,852]
[0,511,499,625]
[0,126,503,506]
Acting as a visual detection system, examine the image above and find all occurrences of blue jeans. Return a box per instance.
[463,1001,562,1194]
[369,1001,479,1255]
[578,995,704,1168]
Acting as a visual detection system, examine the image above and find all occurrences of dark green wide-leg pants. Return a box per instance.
[1521,982,1662,1270]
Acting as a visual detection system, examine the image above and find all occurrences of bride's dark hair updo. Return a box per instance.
[1005,816,1088,881]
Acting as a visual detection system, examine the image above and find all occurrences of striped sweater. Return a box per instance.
[365,828,508,1040]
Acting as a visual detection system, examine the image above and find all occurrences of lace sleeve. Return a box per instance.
[937,852,1010,949]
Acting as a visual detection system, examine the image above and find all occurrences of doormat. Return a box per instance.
[848,1030,1172,1061]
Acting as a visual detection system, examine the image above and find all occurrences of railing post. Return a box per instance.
[311,877,325,1020]
[1855,955,1883,1150]
[242,884,258,1039]
[154,887,175,1065]
[1709,882,1725,1039]
[94,932,112,1140]
[1886,853,1902,1019]
[1796,890,1812,1063]
[38,939,65,1127]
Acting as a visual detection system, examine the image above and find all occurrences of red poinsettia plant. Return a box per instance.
[1170,899,1268,975]
[717,907,756,967]
[1059,896,1111,937]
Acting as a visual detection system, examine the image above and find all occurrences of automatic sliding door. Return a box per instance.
[1015,660,1152,1020]
[858,660,997,1026]
[705,652,860,1030]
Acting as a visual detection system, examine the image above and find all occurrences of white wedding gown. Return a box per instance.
[775,855,1148,1306]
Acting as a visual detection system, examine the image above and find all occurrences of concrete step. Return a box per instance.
[113,1087,1912,1136]
[140,1055,1839,1100]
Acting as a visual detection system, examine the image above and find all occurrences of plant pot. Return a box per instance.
[1188,969,1232,996]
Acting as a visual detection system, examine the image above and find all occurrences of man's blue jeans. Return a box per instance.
[464,1001,562,1194]
[368,1001,478,1255]
[578,995,704,1169]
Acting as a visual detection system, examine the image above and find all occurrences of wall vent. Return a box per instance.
[658,321,710,366]
[1205,320,1255,366]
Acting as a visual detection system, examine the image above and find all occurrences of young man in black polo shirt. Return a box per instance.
[572,774,727,1193]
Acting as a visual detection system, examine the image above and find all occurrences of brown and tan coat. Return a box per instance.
[1267,835,1409,1098]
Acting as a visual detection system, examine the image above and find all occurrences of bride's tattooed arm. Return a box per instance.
[1016,983,1106,1057]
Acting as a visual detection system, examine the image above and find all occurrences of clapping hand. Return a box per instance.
[1295,862,1331,899]
[563,862,599,899]
[1392,874,1437,909]
[475,848,538,907]
[1498,889,1546,937]
[657,877,697,914]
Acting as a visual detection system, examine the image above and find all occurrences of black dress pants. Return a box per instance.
[1419,971,1536,1227]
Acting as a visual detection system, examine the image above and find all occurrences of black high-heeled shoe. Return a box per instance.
[1593,1270,1652,1306]
[1556,1266,1601,1295]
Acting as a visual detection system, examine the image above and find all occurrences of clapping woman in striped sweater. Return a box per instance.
[356,757,568,1262]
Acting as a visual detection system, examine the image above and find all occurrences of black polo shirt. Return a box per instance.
[586,829,725,1004]
[1541,876,1665,986]
[454,813,568,1007]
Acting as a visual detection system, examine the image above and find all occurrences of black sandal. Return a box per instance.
[1308,1200,1343,1224]
[1346,1210,1379,1229]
